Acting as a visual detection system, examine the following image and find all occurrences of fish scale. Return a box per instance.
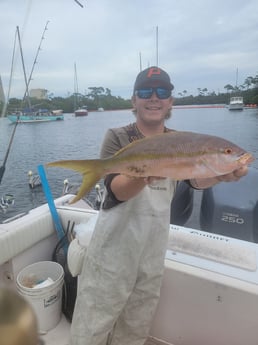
[47,131,254,203]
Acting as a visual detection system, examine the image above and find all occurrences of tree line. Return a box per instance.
[2,86,132,114]
[175,73,258,106]
[1,73,258,114]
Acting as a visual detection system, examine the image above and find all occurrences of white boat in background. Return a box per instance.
[229,96,244,110]
[51,109,63,115]
[1,167,258,345]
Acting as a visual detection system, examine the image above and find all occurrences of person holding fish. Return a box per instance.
[48,66,251,345]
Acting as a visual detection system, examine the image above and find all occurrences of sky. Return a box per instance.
[0,0,258,100]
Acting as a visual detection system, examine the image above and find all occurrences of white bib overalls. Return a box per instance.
[70,178,176,345]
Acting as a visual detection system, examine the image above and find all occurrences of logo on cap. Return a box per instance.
[147,67,162,78]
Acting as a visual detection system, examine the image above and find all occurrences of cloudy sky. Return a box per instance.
[1,0,258,100]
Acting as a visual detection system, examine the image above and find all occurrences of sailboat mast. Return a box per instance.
[16,26,31,108]
[139,52,142,71]
[156,26,159,66]
[74,63,79,110]
[236,67,239,88]
[74,63,79,94]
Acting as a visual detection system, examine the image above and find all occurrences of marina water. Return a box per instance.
[1,107,258,226]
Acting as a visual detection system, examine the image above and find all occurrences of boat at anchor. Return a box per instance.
[7,109,64,123]
[229,96,244,111]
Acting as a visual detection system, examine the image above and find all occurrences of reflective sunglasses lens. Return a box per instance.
[136,88,171,99]
[135,89,153,99]
[156,88,171,99]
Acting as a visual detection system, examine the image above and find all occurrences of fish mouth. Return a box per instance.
[238,152,255,165]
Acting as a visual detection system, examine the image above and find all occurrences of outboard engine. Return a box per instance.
[200,167,258,243]
[170,180,194,226]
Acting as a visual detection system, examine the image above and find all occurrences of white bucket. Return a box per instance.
[16,261,64,332]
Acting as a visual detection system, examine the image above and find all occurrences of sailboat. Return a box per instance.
[7,24,64,123]
[74,63,88,116]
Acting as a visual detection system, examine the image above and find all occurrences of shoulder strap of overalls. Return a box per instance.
[123,122,173,143]
[123,123,143,143]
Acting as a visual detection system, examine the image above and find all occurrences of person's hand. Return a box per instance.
[215,166,248,183]
[190,166,249,189]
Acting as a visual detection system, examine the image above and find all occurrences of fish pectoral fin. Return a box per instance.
[199,158,222,176]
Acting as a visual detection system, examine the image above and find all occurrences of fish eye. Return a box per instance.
[224,148,232,154]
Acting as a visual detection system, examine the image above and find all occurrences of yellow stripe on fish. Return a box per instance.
[47,131,254,203]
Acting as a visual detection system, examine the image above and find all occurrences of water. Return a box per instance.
[1,107,258,225]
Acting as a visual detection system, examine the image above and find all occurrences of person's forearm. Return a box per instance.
[190,178,219,189]
[111,175,148,201]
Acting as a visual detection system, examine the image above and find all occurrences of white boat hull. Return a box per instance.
[1,195,258,345]
[7,114,64,123]
[74,108,88,116]
[229,96,244,111]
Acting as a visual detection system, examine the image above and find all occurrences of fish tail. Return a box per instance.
[47,159,105,204]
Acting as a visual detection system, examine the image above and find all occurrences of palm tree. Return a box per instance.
[224,84,234,93]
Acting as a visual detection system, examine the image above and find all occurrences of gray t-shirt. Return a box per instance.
[100,123,173,209]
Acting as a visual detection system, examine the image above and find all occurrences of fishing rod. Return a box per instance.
[22,21,49,103]
[0,119,19,185]
[0,28,20,185]
[74,0,84,8]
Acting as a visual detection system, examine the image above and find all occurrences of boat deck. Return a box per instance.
[40,315,70,345]
[2,195,258,345]
[40,315,173,345]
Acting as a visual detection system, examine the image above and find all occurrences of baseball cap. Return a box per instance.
[133,66,174,91]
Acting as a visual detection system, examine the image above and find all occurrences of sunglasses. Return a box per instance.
[135,87,171,99]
